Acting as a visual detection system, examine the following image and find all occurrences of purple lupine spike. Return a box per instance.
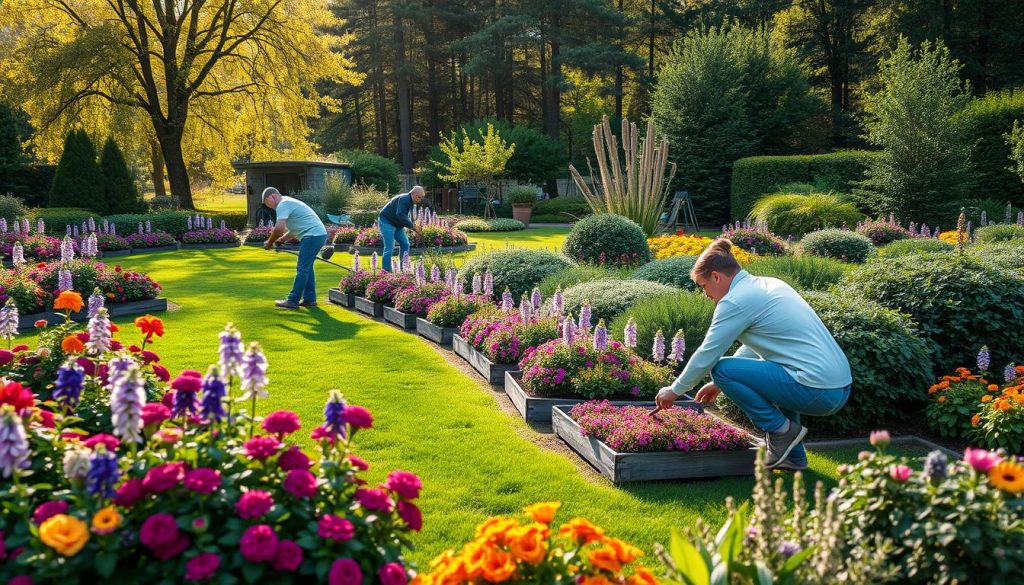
[966,221,972,237]
[218,323,245,379]
[88,288,104,318]
[220,220,225,230]
[110,362,146,443]
[88,217,95,232]
[11,220,19,235]
[61,236,75,263]
[430,264,441,283]
[483,271,494,297]
[146,220,152,233]
[21,219,28,233]
[472,273,482,295]
[652,329,666,363]
[578,302,592,332]
[1018,211,1023,226]
[187,216,193,230]
[324,389,346,437]
[54,358,86,410]
[353,250,361,272]
[239,342,269,400]
[669,329,686,362]
[110,224,116,235]
[531,287,542,310]
[138,223,144,234]
[0,407,29,479]
[445,268,457,291]
[552,286,564,317]
[0,218,6,232]
[401,251,411,273]
[1004,363,1017,383]
[889,213,895,225]
[501,288,514,311]
[977,346,990,372]
[908,222,916,236]
[454,276,465,296]
[921,224,931,238]
[371,252,379,272]
[593,320,608,351]
[207,217,213,229]
[86,308,111,355]
[0,300,18,343]
[981,210,988,226]
[36,219,44,233]
[71,224,78,238]
[562,317,576,345]
[416,259,426,286]
[85,446,119,498]
[11,243,24,266]
[519,293,532,323]
[624,317,638,348]
[103,219,109,233]
[58,269,73,292]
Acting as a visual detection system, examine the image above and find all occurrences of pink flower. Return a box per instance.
[964,447,1002,472]
[329,558,363,585]
[152,364,170,382]
[310,425,336,444]
[378,563,408,585]
[32,500,68,524]
[236,490,274,519]
[869,430,891,448]
[155,427,183,444]
[344,405,373,429]
[278,446,311,471]
[183,468,222,495]
[262,410,301,436]
[143,462,186,492]
[398,501,422,532]
[282,469,318,499]
[114,478,146,507]
[888,464,912,482]
[141,403,171,426]
[171,371,202,393]
[348,455,369,471]
[355,488,393,512]
[318,514,355,540]
[140,513,190,560]
[384,470,422,500]
[244,435,280,460]
[83,434,120,452]
[185,553,221,581]
[240,524,279,562]
[271,539,303,572]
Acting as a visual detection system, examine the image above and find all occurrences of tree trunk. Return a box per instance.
[156,126,194,209]
[149,138,166,200]
[648,0,656,80]
[354,93,365,150]
[393,10,413,173]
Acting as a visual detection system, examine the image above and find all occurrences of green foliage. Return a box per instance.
[0,193,28,223]
[975,224,1024,243]
[857,39,976,225]
[347,185,390,212]
[925,379,986,439]
[560,279,678,324]
[423,119,563,186]
[292,188,326,218]
[0,102,31,199]
[99,137,144,214]
[748,192,863,236]
[876,238,954,258]
[459,249,575,300]
[855,218,912,245]
[350,212,378,228]
[730,151,878,220]
[1008,120,1024,188]
[453,218,525,232]
[536,265,634,297]
[426,295,489,328]
[968,241,1024,270]
[653,23,824,224]
[961,199,1021,226]
[107,211,196,237]
[505,187,538,206]
[802,292,934,434]
[436,124,515,214]
[800,229,874,262]
[49,129,105,213]
[633,256,699,291]
[338,150,401,193]
[610,291,715,365]
[842,253,1024,371]
[323,173,352,216]
[562,214,653,266]
[745,255,849,291]
[532,197,592,223]
[965,91,1024,205]
[29,207,100,234]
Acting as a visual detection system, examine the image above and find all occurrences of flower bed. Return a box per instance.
[365,272,416,305]
[93,233,131,253]
[926,356,1024,453]
[721,222,787,256]
[0,260,161,315]
[393,282,450,317]
[418,295,492,345]
[180,227,241,246]
[1,233,67,262]
[647,233,754,263]
[125,231,177,250]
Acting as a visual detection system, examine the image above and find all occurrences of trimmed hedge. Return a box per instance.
[800,229,874,263]
[876,239,953,258]
[558,279,678,324]
[536,265,633,297]
[963,91,1024,206]
[730,151,879,220]
[459,249,576,300]
[532,197,591,223]
[745,255,849,291]
[562,214,653,266]
[29,208,101,235]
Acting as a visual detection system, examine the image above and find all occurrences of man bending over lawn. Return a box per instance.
[261,187,328,309]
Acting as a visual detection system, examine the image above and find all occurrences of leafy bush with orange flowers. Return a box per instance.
[413,502,657,585]
[925,360,1024,452]
[925,367,989,440]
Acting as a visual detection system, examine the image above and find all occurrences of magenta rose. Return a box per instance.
[244,435,280,460]
[141,403,171,426]
[32,500,68,524]
[398,501,422,532]
[278,446,311,471]
[348,455,369,471]
[152,364,170,382]
[318,514,355,541]
[140,513,190,560]
[282,469,317,499]
[329,558,363,585]
[262,410,301,436]
[83,434,120,452]
[344,405,373,429]
[185,553,221,581]
[170,371,202,393]
[378,563,408,585]
[236,490,274,519]
[271,539,303,571]
[183,468,222,495]
[113,478,146,507]
[384,470,422,500]
[355,488,393,512]
[240,524,279,562]
[142,461,186,493]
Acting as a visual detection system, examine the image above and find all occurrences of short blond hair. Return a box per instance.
[691,238,741,280]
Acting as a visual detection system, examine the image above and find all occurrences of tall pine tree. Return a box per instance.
[100,137,144,214]
[0,103,29,196]
[49,129,106,212]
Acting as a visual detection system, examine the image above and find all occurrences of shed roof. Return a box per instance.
[232,160,351,171]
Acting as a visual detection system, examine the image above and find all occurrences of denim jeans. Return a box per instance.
[287,233,327,304]
[711,357,850,466]
[379,219,409,272]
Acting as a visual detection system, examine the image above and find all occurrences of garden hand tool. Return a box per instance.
[273,243,350,270]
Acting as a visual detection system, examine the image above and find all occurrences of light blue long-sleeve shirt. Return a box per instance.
[670,271,852,396]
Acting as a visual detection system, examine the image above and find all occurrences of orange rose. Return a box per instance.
[481,548,517,583]
[994,398,1011,411]
[588,546,622,573]
[508,524,549,564]
[938,381,950,389]
[61,335,84,354]
[559,517,605,544]
[475,516,519,544]
[462,542,488,578]
[53,291,84,313]
[928,386,938,394]
[606,537,643,564]
[523,501,561,524]
[972,414,982,426]
[627,568,659,585]
[39,514,89,556]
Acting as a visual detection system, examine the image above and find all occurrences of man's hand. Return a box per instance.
[694,382,722,404]
[264,240,273,250]
[650,387,678,416]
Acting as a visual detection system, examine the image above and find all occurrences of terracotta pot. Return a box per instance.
[511,204,532,228]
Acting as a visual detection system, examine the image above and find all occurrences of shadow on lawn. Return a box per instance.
[270,305,357,342]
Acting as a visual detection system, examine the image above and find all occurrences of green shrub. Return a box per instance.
[0,194,27,223]
[454,218,525,232]
[632,256,699,291]
[338,150,401,193]
[721,225,788,256]
[842,253,1024,371]
[800,229,874,262]
[149,196,178,211]
[106,211,194,236]
[876,238,954,258]
[422,119,564,187]
[745,255,848,291]
[323,173,352,216]
[293,189,325,218]
[562,214,652,267]
[350,211,377,228]
[99,137,145,214]
[855,218,912,245]
[460,249,575,300]
[49,129,106,213]
[730,151,878,219]
[29,207,100,234]
[505,187,538,206]
[536,265,633,297]
[532,197,591,222]
[348,185,390,213]
[610,291,715,364]
[974,224,1024,243]
[208,211,247,231]
[968,241,1024,271]
[925,378,985,440]
[748,192,863,237]
[801,291,934,434]
[559,279,677,324]
[961,199,1021,226]
[964,90,1024,206]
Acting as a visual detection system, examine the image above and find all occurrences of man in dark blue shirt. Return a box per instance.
[378,186,425,271]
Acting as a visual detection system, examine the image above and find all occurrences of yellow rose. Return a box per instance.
[91,506,122,535]
[40,514,90,556]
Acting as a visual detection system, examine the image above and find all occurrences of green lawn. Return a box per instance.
[20,244,904,567]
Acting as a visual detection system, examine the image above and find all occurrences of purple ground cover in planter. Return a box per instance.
[451,333,519,385]
[180,242,241,249]
[327,288,356,308]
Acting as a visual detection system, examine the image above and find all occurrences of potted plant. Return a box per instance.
[506,186,538,227]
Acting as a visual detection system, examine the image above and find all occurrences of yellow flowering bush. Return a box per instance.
[646,234,753,264]
[938,230,968,245]
[413,501,657,585]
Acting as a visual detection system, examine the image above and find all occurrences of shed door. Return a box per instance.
[265,172,302,195]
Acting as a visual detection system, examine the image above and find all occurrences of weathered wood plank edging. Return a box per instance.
[327,288,356,308]
[354,296,384,317]
[415,318,455,346]
[451,334,518,385]
[383,305,418,330]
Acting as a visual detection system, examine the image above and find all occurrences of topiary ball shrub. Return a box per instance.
[974,224,1024,243]
[0,194,28,224]
[875,238,954,258]
[842,253,1024,371]
[632,256,698,291]
[800,229,874,262]
[801,291,934,434]
[855,218,912,245]
[745,255,848,291]
[558,279,677,324]
[536,265,634,297]
[562,214,653,267]
[460,249,575,300]
[609,291,715,365]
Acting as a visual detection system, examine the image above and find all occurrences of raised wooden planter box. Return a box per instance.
[505,371,702,423]
[354,296,384,317]
[98,249,132,258]
[17,297,169,330]
[130,245,180,254]
[552,404,760,483]
[348,243,477,257]
[451,333,519,385]
[180,242,241,249]
[383,305,418,329]
[327,288,356,308]
[416,318,455,345]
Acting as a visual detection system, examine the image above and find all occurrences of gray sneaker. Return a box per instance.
[765,421,808,469]
[772,456,809,472]
[275,299,300,309]
[299,300,318,307]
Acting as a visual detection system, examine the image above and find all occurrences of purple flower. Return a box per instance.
[923,450,947,482]
[11,242,24,266]
[218,323,245,379]
[371,252,379,271]
[483,271,494,297]
[353,250,361,272]
[1005,363,1016,383]
[86,447,120,499]
[778,541,801,559]
[0,300,18,342]
[87,288,105,318]
[977,345,990,372]
[87,308,112,355]
[519,293,532,322]
[578,302,592,332]
[324,389,347,436]
[240,342,269,400]
[669,329,685,362]
[431,264,441,283]
[54,359,86,410]
[501,288,514,311]
[0,407,30,478]
[593,320,608,351]
[58,269,73,292]
[110,361,146,443]
[471,273,481,294]
[624,317,637,348]
[652,329,665,363]
[201,365,228,423]
[531,287,542,310]
[562,317,576,346]
[415,260,426,285]
[551,286,564,317]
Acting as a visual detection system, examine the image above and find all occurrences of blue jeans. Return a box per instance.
[379,219,409,272]
[711,357,850,466]
[287,234,327,303]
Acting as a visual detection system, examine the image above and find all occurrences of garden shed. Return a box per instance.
[234,160,352,226]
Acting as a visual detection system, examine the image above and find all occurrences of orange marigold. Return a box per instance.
[61,336,84,354]
[938,396,947,403]
[971,414,981,426]
[508,525,549,564]
[53,291,84,313]
[559,517,606,544]
[606,538,643,564]
[588,546,623,573]
[134,315,165,342]
[627,568,659,585]
[580,577,615,585]
[523,501,561,524]
[988,384,999,392]
[475,517,519,545]
[994,398,1012,411]
[480,548,517,583]
[982,395,993,403]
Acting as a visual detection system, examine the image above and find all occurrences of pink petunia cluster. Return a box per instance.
[569,401,750,453]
